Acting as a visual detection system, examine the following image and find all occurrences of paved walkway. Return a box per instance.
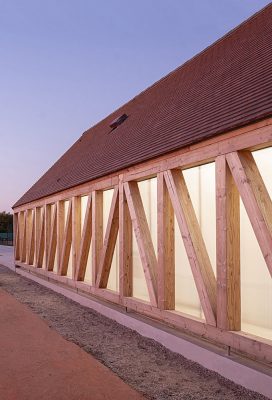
[0,289,143,400]
[0,245,15,270]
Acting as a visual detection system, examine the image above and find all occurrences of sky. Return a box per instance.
[0,0,270,213]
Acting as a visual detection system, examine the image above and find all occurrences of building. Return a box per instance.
[13,4,272,370]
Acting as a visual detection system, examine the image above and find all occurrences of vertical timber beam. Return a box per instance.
[57,201,65,271]
[157,172,175,310]
[119,175,132,299]
[72,196,81,280]
[92,191,103,285]
[216,155,240,331]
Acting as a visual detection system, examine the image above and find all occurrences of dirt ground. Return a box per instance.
[0,265,269,400]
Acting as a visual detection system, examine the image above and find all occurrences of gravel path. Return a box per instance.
[0,265,269,400]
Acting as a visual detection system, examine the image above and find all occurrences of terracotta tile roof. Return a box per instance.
[14,4,272,208]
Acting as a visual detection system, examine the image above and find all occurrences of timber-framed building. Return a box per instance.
[14,5,272,367]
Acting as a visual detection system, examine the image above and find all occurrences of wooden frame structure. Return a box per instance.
[14,117,272,365]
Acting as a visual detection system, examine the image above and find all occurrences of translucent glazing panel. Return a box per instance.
[107,233,119,292]
[240,148,272,340]
[132,231,150,301]
[103,190,113,236]
[50,204,58,272]
[253,147,272,198]
[138,178,157,253]
[64,200,72,278]
[40,208,46,269]
[175,164,216,318]
[31,209,35,264]
[103,189,119,291]
[25,211,32,262]
[132,178,157,302]
[198,164,216,273]
[34,208,42,265]
[81,196,92,284]
[175,215,202,318]
[18,212,24,245]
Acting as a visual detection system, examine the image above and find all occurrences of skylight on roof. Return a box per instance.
[109,113,128,130]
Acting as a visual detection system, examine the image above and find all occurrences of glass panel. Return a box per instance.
[175,163,216,319]
[41,207,47,269]
[240,148,272,340]
[138,178,157,252]
[34,208,41,265]
[81,196,92,283]
[132,230,150,301]
[64,200,72,278]
[103,189,119,292]
[50,204,58,273]
[132,178,157,301]
[25,210,34,264]
[175,215,202,318]
[198,164,216,274]
[107,233,119,292]
[253,147,272,198]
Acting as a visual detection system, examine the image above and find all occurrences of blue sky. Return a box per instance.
[0,0,270,212]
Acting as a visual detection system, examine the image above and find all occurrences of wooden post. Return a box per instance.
[119,176,133,299]
[157,172,175,310]
[92,191,103,285]
[72,196,81,280]
[216,155,240,331]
